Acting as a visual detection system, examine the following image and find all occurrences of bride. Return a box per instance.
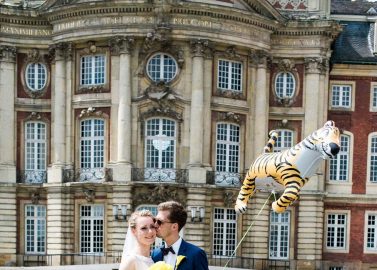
[119,209,156,270]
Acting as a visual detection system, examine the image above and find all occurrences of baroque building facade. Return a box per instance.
[1,0,374,269]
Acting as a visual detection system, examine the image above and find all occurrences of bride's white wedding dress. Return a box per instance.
[132,254,154,269]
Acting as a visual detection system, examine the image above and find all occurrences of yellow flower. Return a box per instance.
[175,255,186,269]
[148,261,173,270]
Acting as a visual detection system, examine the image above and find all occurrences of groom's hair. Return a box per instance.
[158,201,187,231]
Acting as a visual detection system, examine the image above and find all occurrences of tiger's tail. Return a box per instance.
[263,130,279,153]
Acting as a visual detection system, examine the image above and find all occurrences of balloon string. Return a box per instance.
[223,192,273,270]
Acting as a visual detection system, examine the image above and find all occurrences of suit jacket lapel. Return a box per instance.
[176,240,188,270]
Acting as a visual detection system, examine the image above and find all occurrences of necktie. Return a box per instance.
[161,246,175,256]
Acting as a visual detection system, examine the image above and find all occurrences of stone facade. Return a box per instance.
[1,0,372,269]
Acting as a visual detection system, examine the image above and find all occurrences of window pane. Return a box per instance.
[80,204,104,253]
[213,208,237,257]
[81,55,106,86]
[25,205,46,254]
[147,54,177,82]
[275,72,295,99]
[331,85,352,108]
[326,213,347,249]
[269,211,290,259]
[330,135,350,181]
[80,119,105,169]
[26,63,47,91]
[217,59,242,92]
[215,123,240,172]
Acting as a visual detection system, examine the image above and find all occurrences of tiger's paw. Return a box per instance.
[271,201,286,214]
[235,201,247,214]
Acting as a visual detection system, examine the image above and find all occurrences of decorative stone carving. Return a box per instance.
[143,81,180,108]
[132,185,186,208]
[224,191,236,208]
[224,46,241,60]
[109,36,134,56]
[216,89,244,99]
[216,111,243,124]
[190,39,211,58]
[277,58,296,72]
[249,49,270,67]
[31,192,40,204]
[0,45,16,62]
[48,42,73,62]
[304,57,322,73]
[25,112,42,121]
[79,107,105,119]
[83,188,95,202]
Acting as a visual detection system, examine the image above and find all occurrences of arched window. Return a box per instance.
[146,53,178,83]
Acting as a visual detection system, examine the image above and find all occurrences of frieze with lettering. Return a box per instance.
[1,25,52,37]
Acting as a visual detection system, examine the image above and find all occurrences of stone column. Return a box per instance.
[188,40,207,183]
[48,43,67,183]
[65,43,74,169]
[304,57,322,136]
[252,50,269,157]
[303,58,322,191]
[202,48,213,168]
[110,36,134,182]
[0,46,16,182]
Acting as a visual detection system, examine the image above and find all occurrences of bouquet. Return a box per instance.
[148,255,186,270]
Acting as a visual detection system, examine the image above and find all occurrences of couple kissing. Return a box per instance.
[119,201,209,270]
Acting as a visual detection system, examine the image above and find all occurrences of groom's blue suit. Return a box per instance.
[151,239,209,270]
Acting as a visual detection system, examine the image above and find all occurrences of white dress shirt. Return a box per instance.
[163,237,182,268]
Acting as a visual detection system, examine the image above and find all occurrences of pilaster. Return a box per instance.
[48,42,69,183]
[0,46,16,182]
[0,185,16,265]
[109,36,135,182]
[251,50,269,157]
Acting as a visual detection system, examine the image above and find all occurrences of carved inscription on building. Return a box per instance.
[0,25,52,36]
[272,38,321,47]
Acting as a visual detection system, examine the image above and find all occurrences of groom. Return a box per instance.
[152,201,209,270]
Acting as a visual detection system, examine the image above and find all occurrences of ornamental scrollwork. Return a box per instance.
[132,185,186,209]
[83,188,95,202]
[277,58,296,72]
[0,45,16,62]
[249,49,270,67]
[216,111,244,124]
[79,107,106,119]
[109,36,134,56]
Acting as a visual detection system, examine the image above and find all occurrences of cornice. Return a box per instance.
[274,20,342,37]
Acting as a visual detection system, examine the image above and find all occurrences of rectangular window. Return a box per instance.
[331,85,352,108]
[329,134,350,181]
[217,59,242,92]
[80,55,105,86]
[213,208,237,257]
[326,213,347,249]
[24,121,47,183]
[329,267,343,270]
[80,119,105,169]
[274,130,293,152]
[80,204,104,254]
[25,205,46,254]
[269,211,290,259]
[366,213,377,251]
[370,136,377,182]
[372,86,377,109]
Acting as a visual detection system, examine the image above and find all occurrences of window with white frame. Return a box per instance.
[146,53,178,83]
[273,129,293,152]
[213,208,237,257]
[326,213,347,249]
[269,211,290,259]
[329,134,350,181]
[25,63,47,91]
[80,55,105,86]
[25,121,47,183]
[274,72,295,99]
[371,85,377,110]
[331,85,352,108]
[217,59,242,92]
[80,204,104,254]
[216,123,240,173]
[145,118,176,169]
[369,135,377,183]
[365,213,377,251]
[80,119,105,170]
[25,205,46,254]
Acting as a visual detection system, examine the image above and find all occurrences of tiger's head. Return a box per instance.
[307,120,340,159]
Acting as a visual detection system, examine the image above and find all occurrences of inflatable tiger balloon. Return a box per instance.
[235,121,341,214]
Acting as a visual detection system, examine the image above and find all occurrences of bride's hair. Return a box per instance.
[128,209,155,229]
